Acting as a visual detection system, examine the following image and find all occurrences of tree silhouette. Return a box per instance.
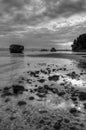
[71,34,86,51]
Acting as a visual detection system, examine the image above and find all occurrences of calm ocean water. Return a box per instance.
[0,50,86,88]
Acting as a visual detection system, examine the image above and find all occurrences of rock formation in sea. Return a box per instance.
[50,47,57,52]
[9,44,24,53]
[71,34,86,51]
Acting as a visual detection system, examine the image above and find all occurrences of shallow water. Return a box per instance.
[0,50,86,130]
[0,50,86,88]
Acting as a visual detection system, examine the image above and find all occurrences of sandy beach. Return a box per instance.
[0,52,86,130]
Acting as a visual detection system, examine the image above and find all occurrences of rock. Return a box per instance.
[50,47,57,52]
[54,119,63,130]
[1,87,13,97]
[44,85,58,94]
[29,71,39,77]
[17,101,27,106]
[3,87,11,91]
[34,84,58,96]
[67,72,79,79]
[37,86,48,94]
[40,49,48,52]
[69,108,80,116]
[63,118,70,123]
[1,91,13,97]
[38,79,45,83]
[10,117,16,121]
[29,96,35,100]
[78,91,86,101]
[40,69,48,74]
[58,91,65,96]
[5,98,10,102]
[70,126,78,130]
[46,67,51,74]
[83,103,86,109]
[36,86,48,98]
[9,44,24,53]
[71,97,77,102]
[36,92,46,98]
[48,75,59,81]
[39,119,45,124]
[12,85,26,95]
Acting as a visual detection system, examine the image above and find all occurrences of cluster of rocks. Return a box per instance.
[1,85,27,97]
[1,62,86,130]
[66,71,80,79]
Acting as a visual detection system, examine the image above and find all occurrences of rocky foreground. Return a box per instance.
[0,60,86,130]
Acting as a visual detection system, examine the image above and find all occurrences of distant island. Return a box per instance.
[40,47,70,52]
[9,44,24,53]
[71,34,86,51]
[40,47,57,52]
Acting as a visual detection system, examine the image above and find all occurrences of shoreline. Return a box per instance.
[27,52,86,61]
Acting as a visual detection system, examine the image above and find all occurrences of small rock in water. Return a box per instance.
[83,103,86,109]
[36,92,46,98]
[48,75,59,81]
[70,126,78,130]
[5,98,10,102]
[63,118,70,123]
[69,108,80,116]
[78,91,86,101]
[12,85,26,95]
[54,119,63,130]
[29,96,35,100]
[2,87,13,97]
[67,71,79,79]
[17,101,27,106]
[10,116,16,121]
[38,79,45,83]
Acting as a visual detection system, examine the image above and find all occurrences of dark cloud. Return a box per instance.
[0,0,86,26]
[43,0,86,18]
[0,0,86,39]
[2,0,28,8]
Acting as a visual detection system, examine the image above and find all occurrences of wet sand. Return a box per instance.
[0,54,86,130]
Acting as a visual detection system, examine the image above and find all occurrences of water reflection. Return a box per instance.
[9,54,25,84]
[0,54,25,87]
[75,60,86,81]
[77,60,86,69]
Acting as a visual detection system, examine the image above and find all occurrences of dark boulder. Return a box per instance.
[78,91,86,101]
[12,85,26,95]
[54,119,63,130]
[66,71,80,79]
[9,44,24,53]
[48,75,59,81]
[50,47,57,52]
[17,101,27,106]
[1,86,13,97]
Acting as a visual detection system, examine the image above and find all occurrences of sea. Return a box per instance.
[0,49,86,88]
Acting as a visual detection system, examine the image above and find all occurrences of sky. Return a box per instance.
[0,0,86,49]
